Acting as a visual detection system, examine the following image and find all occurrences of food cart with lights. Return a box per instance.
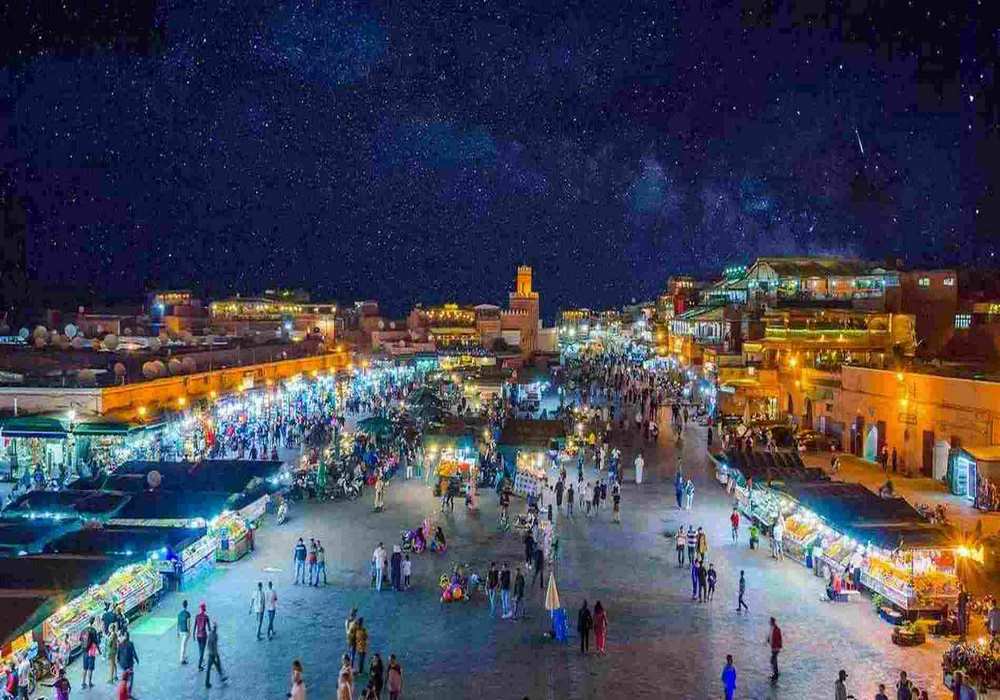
[422,419,485,496]
[497,419,566,497]
[852,523,961,614]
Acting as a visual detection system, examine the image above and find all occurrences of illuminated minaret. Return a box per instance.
[505,265,539,355]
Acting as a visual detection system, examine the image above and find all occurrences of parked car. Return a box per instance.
[796,430,841,452]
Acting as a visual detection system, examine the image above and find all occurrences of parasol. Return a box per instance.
[544,572,560,611]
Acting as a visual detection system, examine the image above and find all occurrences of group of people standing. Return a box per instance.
[343,609,404,699]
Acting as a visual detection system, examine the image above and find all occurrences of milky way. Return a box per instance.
[1,0,996,317]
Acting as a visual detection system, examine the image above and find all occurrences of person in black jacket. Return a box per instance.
[116,632,139,695]
[577,600,593,654]
[532,547,545,590]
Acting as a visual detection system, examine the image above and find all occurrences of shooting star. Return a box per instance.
[854,127,865,157]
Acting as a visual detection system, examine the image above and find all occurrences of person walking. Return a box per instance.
[766,617,782,681]
[729,508,740,543]
[500,562,512,618]
[16,653,31,700]
[612,481,621,523]
[523,530,535,568]
[835,669,849,700]
[707,564,717,601]
[532,547,545,591]
[194,603,210,670]
[577,600,593,655]
[368,653,384,699]
[402,554,411,590]
[386,655,403,700]
[686,526,697,565]
[314,541,328,586]
[684,478,695,510]
[293,538,307,584]
[486,562,499,616]
[390,545,403,591]
[737,571,749,613]
[265,581,278,639]
[690,560,700,601]
[696,560,708,602]
[41,668,71,700]
[203,622,227,688]
[674,472,684,509]
[633,452,644,484]
[566,482,574,517]
[593,601,608,654]
[675,527,686,567]
[512,567,526,620]
[79,617,99,689]
[373,543,387,591]
[116,632,138,696]
[176,600,191,665]
[354,619,369,675]
[289,660,306,700]
[721,655,737,700]
[555,479,564,512]
[105,622,120,684]
[346,610,359,668]
[307,539,318,584]
[250,582,266,640]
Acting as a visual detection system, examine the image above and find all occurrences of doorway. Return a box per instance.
[922,430,935,477]
[864,425,879,462]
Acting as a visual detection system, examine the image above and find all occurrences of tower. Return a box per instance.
[504,265,540,356]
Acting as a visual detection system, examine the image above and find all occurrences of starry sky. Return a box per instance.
[1,0,997,318]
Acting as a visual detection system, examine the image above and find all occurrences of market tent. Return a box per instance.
[498,419,566,450]
[0,414,68,438]
[776,482,926,527]
[841,522,955,551]
[3,490,132,520]
[544,572,561,611]
[721,448,825,486]
[43,525,207,558]
[109,490,243,524]
[0,517,81,555]
[422,418,486,453]
[0,592,55,656]
[0,555,122,593]
[407,387,444,407]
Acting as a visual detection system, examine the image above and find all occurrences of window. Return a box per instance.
[918,277,931,287]
[955,314,972,329]
[943,277,955,286]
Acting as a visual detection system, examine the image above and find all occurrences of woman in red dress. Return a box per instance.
[593,601,608,654]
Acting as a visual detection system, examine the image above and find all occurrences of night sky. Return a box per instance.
[1,1,997,318]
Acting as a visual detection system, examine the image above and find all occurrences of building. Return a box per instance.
[148,290,209,335]
[500,266,540,357]
[209,292,337,340]
[898,269,959,355]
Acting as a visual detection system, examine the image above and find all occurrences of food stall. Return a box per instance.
[497,419,565,497]
[422,419,484,496]
[44,561,163,648]
[853,524,960,612]
[211,512,251,562]
[942,640,1000,693]
[42,525,215,590]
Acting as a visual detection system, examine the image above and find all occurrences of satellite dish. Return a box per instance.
[18,327,30,340]
[64,324,78,339]
[147,470,162,489]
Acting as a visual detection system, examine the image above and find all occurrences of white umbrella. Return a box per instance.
[544,572,560,612]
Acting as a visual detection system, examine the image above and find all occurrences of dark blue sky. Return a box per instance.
[1,0,996,317]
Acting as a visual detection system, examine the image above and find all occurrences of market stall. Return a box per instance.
[42,561,163,649]
[851,523,960,612]
[211,512,250,562]
[42,525,215,589]
[3,489,132,522]
[497,419,565,497]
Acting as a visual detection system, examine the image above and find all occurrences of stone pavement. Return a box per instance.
[37,416,955,700]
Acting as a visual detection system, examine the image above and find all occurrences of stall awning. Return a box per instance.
[0,415,68,438]
[72,419,135,437]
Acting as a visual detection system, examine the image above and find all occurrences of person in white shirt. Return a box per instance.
[402,554,412,590]
[266,581,278,639]
[373,543,387,591]
[249,582,266,640]
[634,453,645,484]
